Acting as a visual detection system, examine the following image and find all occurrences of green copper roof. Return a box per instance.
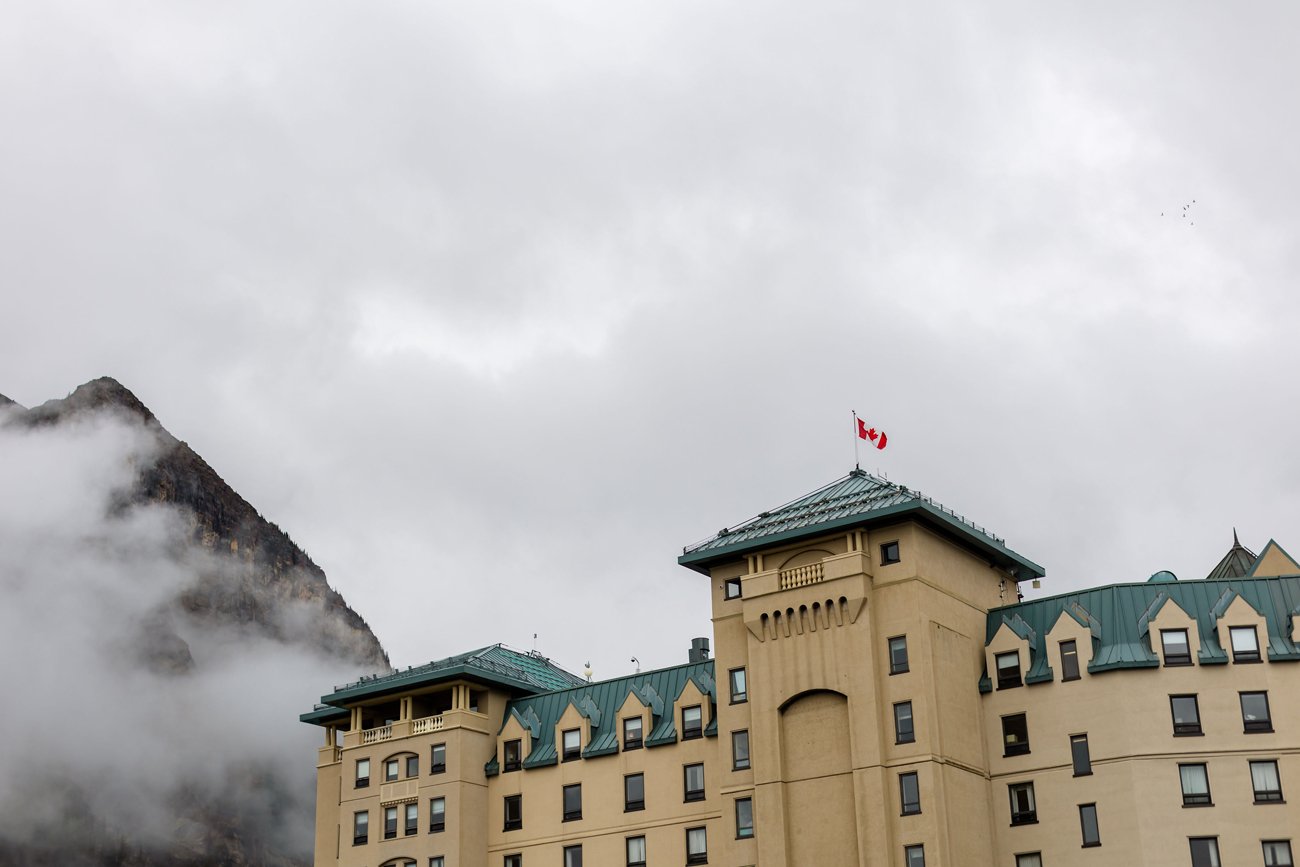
[979,575,1300,692]
[301,645,586,723]
[484,660,716,775]
[679,469,1044,580]
[1205,531,1257,580]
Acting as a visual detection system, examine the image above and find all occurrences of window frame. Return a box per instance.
[894,701,915,745]
[899,771,921,816]
[1070,734,1092,776]
[503,738,522,772]
[563,844,583,867]
[355,758,371,789]
[353,810,369,846]
[1240,691,1274,733]
[1189,837,1221,867]
[881,540,901,565]
[684,762,706,803]
[1263,841,1295,867]
[1161,628,1192,666]
[1079,802,1100,847]
[428,796,446,833]
[1179,763,1212,807]
[623,716,643,751]
[995,650,1023,690]
[383,805,398,840]
[562,728,581,761]
[624,772,645,812]
[504,855,522,867]
[562,783,583,822]
[1008,781,1037,826]
[1060,639,1081,681]
[888,635,909,674]
[406,754,419,778]
[1015,855,1042,867]
[735,796,754,839]
[729,667,748,704]
[685,826,708,865]
[1230,625,1261,663]
[1002,713,1030,757]
[626,835,647,867]
[1251,759,1284,803]
[904,844,926,867]
[503,793,522,831]
[732,729,750,771]
[384,757,400,783]
[404,801,418,836]
[723,577,742,600]
[430,742,446,774]
[1170,694,1202,736]
[682,705,703,740]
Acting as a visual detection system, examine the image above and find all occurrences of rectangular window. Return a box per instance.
[735,797,754,839]
[504,794,522,831]
[1079,803,1100,847]
[562,728,581,761]
[1015,856,1042,867]
[405,802,418,836]
[563,783,582,821]
[1251,760,1283,803]
[1060,639,1081,681]
[1179,763,1212,806]
[684,763,705,802]
[1070,734,1092,776]
[626,835,647,867]
[724,577,742,599]
[732,730,750,770]
[996,651,1022,689]
[1002,713,1030,757]
[899,771,921,815]
[563,845,583,867]
[1162,629,1192,666]
[1171,695,1202,735]
[1241,691,1273,733]
[904,844,925,867]
[623,716,643,750]
[384,805,398,840]
[355,758,370,788]
[432,859,444,867]
[1190,837,1221,867]
[431,743,446,774]
[503,739,522,772]
[1008,782,1037,825]
[881,541,901,564]
[1230,625,1261,662]
[729,667,748,703]
[406,754,419,778]
[353,810,368,845]
[384,758,399,783]
[682,705,703,740]
[625,773,645,812]
[504,856,522,867]
[429,797,445,833]
[889,636,909,674]
[1264,841,1295,867]
[686,827,708,865]
[894,701,915,744]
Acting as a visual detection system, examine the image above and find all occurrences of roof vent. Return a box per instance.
[1148,570,1178,583]
[688,637,711,663]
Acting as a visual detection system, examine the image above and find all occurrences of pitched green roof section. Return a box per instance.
[679,469,1044,581]
[303,644,586,721]
[1205,531,1257,580]
[484,660,716,776]
[979,575,1300,692]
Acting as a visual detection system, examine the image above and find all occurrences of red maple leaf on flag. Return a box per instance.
[857,419,888,450]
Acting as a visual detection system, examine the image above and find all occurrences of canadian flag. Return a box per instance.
[857,419,888,450]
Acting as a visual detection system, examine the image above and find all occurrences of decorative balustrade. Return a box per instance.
[779,562,825,589]
[411,715,444,735]
[361,725,393,745]
[332,747,342,763]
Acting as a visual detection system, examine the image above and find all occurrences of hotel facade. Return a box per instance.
[302,471,1300,866]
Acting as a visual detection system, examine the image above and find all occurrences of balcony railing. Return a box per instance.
[361,725,393,745]
[779,562,824,589]
[411,715,444,735]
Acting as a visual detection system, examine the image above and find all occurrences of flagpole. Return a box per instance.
[852,410,860,471]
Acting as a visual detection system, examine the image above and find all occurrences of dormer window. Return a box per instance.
[1230,626,1261,663]
[503,739,522,772]
[562,728,581,761]
[682,705,703,740]
[1161,629,1192,666]
[623,717,643,750]
[1059,640,1081,681]
[995,651,1022,690]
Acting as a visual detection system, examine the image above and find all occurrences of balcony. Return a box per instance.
[780,562,824,589]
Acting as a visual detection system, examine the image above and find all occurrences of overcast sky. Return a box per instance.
[4,1,1300,683]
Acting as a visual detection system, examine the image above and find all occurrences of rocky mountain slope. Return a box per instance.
[0,378,389,865]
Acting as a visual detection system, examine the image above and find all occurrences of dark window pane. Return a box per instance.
[1162,630,1192,666]
[1079,803,1100,846]
[682,705,703,739]
[1060,640,1080,681]
[996,651,1022,689]
[889,636,909,674]
[431,743,446,774]
[1190,837,1221,867]
[1070,734,1091,776]
[1002,714,1030,757]
[563,784,582,821]
[625,774,645,811]
[504,739,522,772]
[1241,692,1273,733]
[1171,695,1201,735]
[732,730,750,770]
[895,702,915,744]
[900,772,921,815]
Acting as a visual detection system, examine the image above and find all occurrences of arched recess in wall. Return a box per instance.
[778,690,860,863]
[779,548,833,570]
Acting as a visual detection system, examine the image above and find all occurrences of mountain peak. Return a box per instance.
[21,376,159,427]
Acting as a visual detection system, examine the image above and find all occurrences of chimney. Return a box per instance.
[688,637,710,663]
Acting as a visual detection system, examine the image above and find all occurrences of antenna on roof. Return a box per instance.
[631,657,641,673]
[532,633,537,652]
